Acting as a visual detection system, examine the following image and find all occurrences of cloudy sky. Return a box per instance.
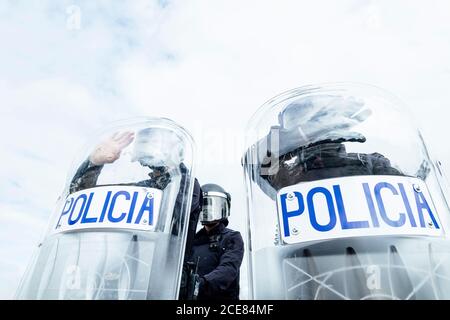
[1,0,450,299]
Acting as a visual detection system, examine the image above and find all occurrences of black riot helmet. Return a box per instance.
[200,184,231,224]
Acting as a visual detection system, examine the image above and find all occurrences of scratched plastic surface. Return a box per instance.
[243,83,450,299]
[17,118,196,300]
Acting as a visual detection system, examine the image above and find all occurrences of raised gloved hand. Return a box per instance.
[89,131,135,166]
[269,95,373,157]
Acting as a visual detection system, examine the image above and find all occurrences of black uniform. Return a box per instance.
[188,221,244,300]
[257,142,403,198]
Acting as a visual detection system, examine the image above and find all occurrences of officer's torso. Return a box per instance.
[190,225,228,277]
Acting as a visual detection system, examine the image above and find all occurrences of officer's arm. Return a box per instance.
[200,231,244,296]
[69,159,104,194]
[69,132,134,193]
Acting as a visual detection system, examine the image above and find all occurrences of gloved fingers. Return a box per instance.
[112,131,133,142]
[350,107,372,122]
[116,131,135,149]
[111,131,124,140]
[109,131,135,150]
[332,96,365,117]
[310,96,367,124]
[305,107,369,138]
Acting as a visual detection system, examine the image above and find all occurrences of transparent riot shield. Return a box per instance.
[17,118,196,300]
[242,83,450,300]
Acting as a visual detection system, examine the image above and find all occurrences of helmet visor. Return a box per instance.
[201,193,230,223]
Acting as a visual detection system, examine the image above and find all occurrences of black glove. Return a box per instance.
[179,262,202,300]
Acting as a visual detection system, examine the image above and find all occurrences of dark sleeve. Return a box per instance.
[69,159,104,193]
[191,178,202,213]
[184,179,202,261]
[370,152,403,176]
[201,231,244,294]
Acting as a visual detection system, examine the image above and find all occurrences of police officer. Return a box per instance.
[70,130,202,235]
[251,95,403,200]
[70,129,203,298]
[186,184,244,300]
[242,87,441,300]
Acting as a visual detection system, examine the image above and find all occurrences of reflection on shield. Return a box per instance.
[280,238,450,300]
[17,118,196,300]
